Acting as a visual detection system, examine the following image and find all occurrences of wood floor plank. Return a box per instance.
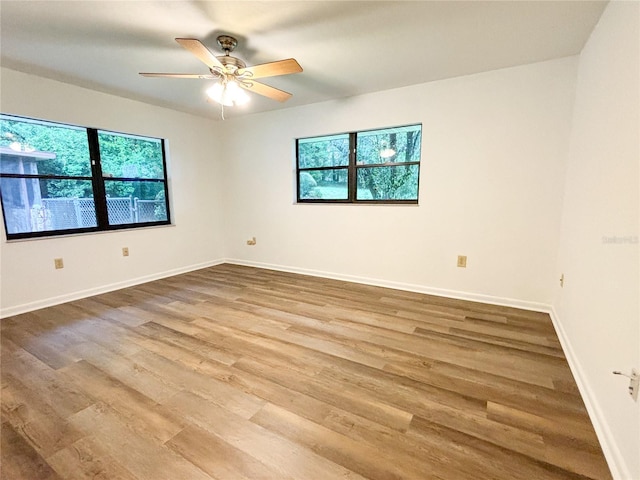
[64,340,181,404]
[486,401,601,444]
[0,264,612,480]
[66,402,213,480]
[129,349,266,420]
[1,375,87,458]
[543,432,615,479]
[1,420,62,480]
[251,402,441,480]
[1,321,80,370]
[233,355,415,432]
[166,423,296,480]
[135,320,240,366]
[385,359,591,420]
[0,345,93,419]
[163,390,368,480]
[408,414,595,480]
[46,436,139,480]
[59,360,185,443]
[317,361,488,420]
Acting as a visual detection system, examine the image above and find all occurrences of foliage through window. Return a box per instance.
[0,114,170,239]
[296,124,422,203]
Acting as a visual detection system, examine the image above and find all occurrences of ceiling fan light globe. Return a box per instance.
[228,81,250,105]
[206,82,233,106]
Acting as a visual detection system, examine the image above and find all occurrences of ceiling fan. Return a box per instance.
[140,36,303,110]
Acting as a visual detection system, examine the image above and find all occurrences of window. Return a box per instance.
[296,124,422,203]
[0,114,170,240]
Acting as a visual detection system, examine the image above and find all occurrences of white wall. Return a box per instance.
[219,57,578,308]
[553,2,640,479]
[0,68,226,317]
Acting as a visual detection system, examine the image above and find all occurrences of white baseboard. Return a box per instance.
[0,259,225,319]
[548,307,630,480]
[224,258,550,313]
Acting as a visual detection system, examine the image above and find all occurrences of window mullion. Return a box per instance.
[348,132,357,202]
[87,128,108,228]
[160,140,171,224]
[295,139,301,202]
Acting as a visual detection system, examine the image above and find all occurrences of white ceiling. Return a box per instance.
[1,1,607,121]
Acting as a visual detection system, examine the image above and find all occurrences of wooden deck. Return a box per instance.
[1,264,611,479]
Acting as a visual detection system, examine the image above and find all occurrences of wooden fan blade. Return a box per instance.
[237,59,302,79]
[175,38,224,70]
[139,73,214,79]
[240,80,293,102]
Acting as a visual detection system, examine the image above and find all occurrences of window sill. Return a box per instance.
[4,222,175,243]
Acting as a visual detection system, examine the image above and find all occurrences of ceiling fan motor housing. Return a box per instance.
[213,35,246,74]
[215,54,246,74]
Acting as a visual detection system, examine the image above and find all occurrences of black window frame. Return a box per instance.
[0,114,171,240]
[296,123,422,204]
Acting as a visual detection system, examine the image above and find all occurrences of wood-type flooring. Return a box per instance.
[1,264,612,479]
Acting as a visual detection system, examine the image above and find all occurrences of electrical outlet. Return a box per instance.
[54,258,64,269]
[457,255,467,268]
[122,247,129,257]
